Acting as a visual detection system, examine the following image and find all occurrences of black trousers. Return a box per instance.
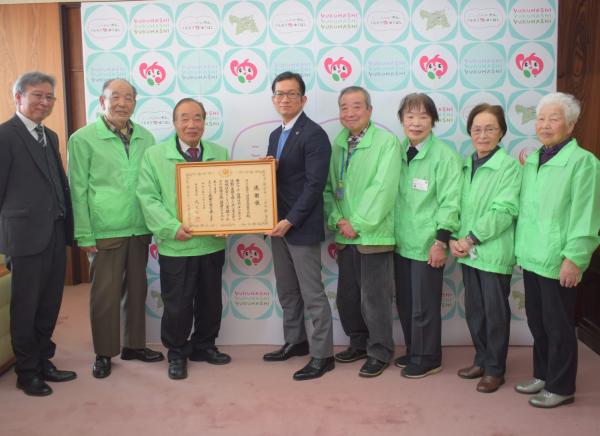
[158,250,225,361]
[523,270,577,396]
[9,220,66,378]
[394,253,443,368]
[462,264,511,377]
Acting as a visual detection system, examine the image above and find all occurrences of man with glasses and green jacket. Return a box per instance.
[68,78,163,380]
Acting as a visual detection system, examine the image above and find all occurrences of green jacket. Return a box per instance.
[395,134,462,261]
[455,147,522,275]
[515,138,600,279]
[68,117,155,246]
[324,124,401,245]
[137,136,229,257]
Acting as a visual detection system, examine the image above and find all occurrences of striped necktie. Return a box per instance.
[34,124,46,147]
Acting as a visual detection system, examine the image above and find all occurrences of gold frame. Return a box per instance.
[176,159,277,235]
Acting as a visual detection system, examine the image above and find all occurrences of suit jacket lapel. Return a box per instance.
[278,112,307,161]
[11,115,51,181]
[268,125,282,157]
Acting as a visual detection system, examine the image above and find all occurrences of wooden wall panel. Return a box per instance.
[557,0,600,158]
[0,3,77,284]
[63,3,90,284]
[557,0,600,354]
[0,3,67,165]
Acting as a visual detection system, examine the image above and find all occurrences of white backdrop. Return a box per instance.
[81,0,558,345]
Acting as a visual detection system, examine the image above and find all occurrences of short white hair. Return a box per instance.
[536,92,581,125]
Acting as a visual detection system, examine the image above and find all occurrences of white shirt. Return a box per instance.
[16,110,46,144]
[281,111,303,132]
[410,134,430,152]
[179,138,201,155]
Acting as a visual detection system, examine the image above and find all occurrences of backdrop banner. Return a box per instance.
[81,0,558,345]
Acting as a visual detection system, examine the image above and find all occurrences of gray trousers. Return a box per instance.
[271,237,333,358]
[461,264,511,377]
[89,235,151,357]
[337,245,394,363]
[394,254,443,368]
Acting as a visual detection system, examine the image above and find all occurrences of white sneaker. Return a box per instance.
[515,377,545,394]
[529,389,575,408]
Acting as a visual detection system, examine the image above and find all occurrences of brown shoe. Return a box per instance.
[457,365,484,379]
[477,375,505,393]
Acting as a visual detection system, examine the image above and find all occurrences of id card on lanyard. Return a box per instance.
[335,146,356,200]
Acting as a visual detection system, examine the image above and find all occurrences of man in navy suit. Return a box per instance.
[262,71,334,380]
[0,71,76,396]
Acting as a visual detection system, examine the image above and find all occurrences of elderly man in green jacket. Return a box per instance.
[68,78,163,379]
[324,86,401,378]
[137,98,230,380]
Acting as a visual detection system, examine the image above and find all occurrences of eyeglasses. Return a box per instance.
[272,91,302,100]
[25,92,57,103]
[471,127,499,136]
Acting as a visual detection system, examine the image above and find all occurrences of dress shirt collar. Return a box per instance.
[281,111,303,132]
[179,138,202,154]
[16,110,41,138]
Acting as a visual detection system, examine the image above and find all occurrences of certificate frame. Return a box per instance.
[176,159,277,235]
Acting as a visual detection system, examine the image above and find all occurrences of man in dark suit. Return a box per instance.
[262,71,334,380]
[0,71,76,396]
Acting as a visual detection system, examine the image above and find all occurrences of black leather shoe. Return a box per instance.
[93,356,111,379]
[168,359,188,380]
[359,357,389,377]
[41,361,77,382]
[263,341,309,361]
[334,347,367,363]
[189,347,231,365]
[293,357,335,381]
[394,355,410,368]
[121,347,165,362]
[17,376,53,396]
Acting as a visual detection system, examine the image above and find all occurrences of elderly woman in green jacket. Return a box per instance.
[394,93,462,378]
[514,92,600,408]
[450,104,522,393]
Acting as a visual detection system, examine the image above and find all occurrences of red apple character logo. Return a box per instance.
[149,243,159,260]
[237,243,264,266]
[139,61,166,86]
[230,59,258,84]
[419,54,448,80]
[516,53,544,78]
[518,146,536,165]
[327,243,337,260]
[324,57,352,81]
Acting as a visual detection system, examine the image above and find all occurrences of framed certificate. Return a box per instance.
[176,159,277,235]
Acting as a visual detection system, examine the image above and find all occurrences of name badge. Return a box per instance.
[412,178,429,191]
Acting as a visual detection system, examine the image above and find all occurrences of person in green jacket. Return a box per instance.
[68,79,163,380]
[449,104,522,393]
[394,93,462,378]
[514,92,600,408]
[324,86,401,378]
[137,98,231,380]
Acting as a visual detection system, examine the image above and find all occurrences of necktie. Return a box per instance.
[407,146,418,163]
[187,147,199,161]
[276,129,291,160]
[35,125,46,147]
